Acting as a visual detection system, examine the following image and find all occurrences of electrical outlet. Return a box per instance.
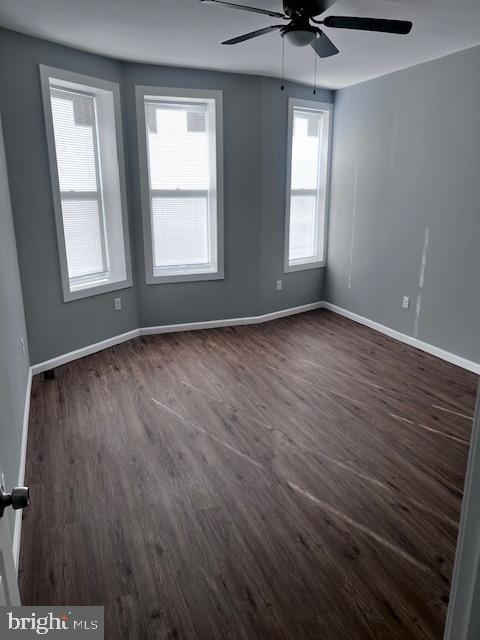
[276,280,283,291]
[20,337,26,357]
[402,296,410,310]
[114,297,122,312]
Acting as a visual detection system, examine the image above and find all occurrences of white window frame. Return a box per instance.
[284,98,333,273]
[136,86,224,284]
[40,65,132,302]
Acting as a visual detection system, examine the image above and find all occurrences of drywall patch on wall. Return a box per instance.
[419,227,430,289]
[413,293,422,338]
[414,227,430,338]
[348,162,359,290]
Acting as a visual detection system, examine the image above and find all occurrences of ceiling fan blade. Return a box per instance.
[323,16,412,34]
[311,29,339,58]
[222,25,283,45]
[200,0,287,19]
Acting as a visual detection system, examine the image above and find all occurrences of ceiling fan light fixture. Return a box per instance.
[282,27,316,47]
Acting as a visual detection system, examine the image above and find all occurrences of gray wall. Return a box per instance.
[0,28,331,363]
[0,114,30,535]
[326,45,480,364]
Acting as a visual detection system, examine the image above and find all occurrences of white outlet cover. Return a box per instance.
[402,296,410,309]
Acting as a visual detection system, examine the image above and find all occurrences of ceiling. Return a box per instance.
[1,0,480,89]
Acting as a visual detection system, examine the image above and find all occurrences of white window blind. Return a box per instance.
[41,66,131,301]
[285,101,331,271]
[143,94,221,280]
[50,87,108,283]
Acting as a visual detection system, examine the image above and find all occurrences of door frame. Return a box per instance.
[444,386,480,640]
[0,490,21,606]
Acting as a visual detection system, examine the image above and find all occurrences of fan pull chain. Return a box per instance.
[281,36,285,91]
[313,45,317,95]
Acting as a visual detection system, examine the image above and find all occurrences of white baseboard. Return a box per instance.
[31,329,141,375]
[12,366,32,571]
[30,300,479,376]
[139,302,325,336]
[324,302,480,375]
[31,302,325,374]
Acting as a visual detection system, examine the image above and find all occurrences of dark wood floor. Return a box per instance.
[19,310,478,639]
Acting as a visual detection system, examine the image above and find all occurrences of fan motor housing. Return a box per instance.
[283,0,335,18]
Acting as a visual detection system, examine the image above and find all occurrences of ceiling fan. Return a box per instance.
[200,0,412,58]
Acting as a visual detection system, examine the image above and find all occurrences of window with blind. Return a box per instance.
[137,87,224,283]
[285,99,332,272]
[40,66,132,301]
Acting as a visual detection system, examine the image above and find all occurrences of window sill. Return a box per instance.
[147,269,224,285]
[63,277,132,302]
[284,260,326,274]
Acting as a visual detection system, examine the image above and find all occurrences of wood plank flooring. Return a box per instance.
[19,310,478,639]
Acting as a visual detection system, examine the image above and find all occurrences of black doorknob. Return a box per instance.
[11,487,30,510]
[0,485,30,518]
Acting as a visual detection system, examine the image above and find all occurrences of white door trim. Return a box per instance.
[12,368,32,570]
[444,389,480,640]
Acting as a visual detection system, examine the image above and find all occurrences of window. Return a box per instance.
[136,87,224,283]
[285,99,332,272]
[40,66,132,301]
